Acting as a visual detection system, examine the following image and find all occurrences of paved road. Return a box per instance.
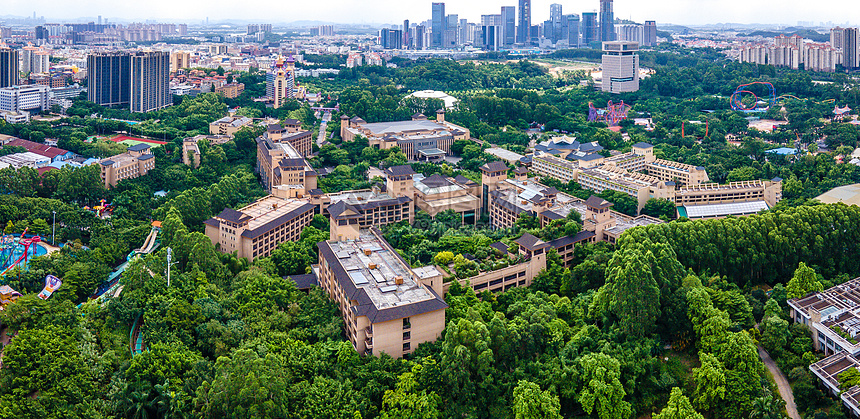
[317,111,331,147]
[757,345,800,419]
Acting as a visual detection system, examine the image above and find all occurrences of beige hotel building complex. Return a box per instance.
[199,112,789,359]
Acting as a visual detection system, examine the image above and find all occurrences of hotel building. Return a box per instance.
[790,278,860,416]
[265,123,313,158]
[256,136,317,198]
[204,195,316,261]
[317,228,447,358]
[98,143,155,187]
[209,115,253,136]
[340,111,469,161]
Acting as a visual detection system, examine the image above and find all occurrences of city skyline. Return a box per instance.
[2,0,859,27]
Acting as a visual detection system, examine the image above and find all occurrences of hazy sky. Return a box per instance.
[2,0,856,26]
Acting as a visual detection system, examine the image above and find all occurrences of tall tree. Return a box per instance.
[653,387,704,419]
[786,262,823,300]
[577,353,632,419]
[512,380,562,419]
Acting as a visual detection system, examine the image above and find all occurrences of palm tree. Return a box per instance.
[121,381,155,419]
[748,389,786,419]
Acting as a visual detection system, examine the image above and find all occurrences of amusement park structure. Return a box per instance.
[730,82,777,112]
[588,101,631,126]
[0,228,44,276]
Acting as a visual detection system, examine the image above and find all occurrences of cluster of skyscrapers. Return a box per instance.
[381,0,655,51]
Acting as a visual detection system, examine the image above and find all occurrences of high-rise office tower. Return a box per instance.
[446,14,458,47]
[518,0,531,44]
[404,19,411,49]
[550,3,563,42]
[432,2,446,48]
[643,21,657,47]
[411,25,426,50]
[843,28,859,69]
[582,12,598,46]
[501,7,516,46]
[600,0,615,42]
[565,14,580,47]
[0,47,18,88]
[88,52,131,108]
[481,14,502,51]
[459,19,469,45]
[130,51,170,113]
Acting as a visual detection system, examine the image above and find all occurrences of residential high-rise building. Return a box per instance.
[831,27,845,50]
[21,46,47,74]
[178,24,188,36]
[129,51,170,113]
[379,29,403,49]
[602,41,639,93]
[518,0,531,44]
[170,51,191,72]
[0,47,18,87]
[87,52,131,108]
[844,28,859,69]
[501,6,517,46]
[616,24,644,45]
[582,12,599,46]
[35,26,49,41]
[600,0,615,42]
[643,21,657,47]
[432,2,446,48]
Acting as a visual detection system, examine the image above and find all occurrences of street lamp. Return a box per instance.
[166,247,178,287]
[51,211,56,245]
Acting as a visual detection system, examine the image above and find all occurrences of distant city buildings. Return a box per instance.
[310,25,335,37]
[738,34,839,72]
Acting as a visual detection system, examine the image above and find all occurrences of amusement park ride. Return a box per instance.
[729,81,837,112]
[588,101,631,126]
